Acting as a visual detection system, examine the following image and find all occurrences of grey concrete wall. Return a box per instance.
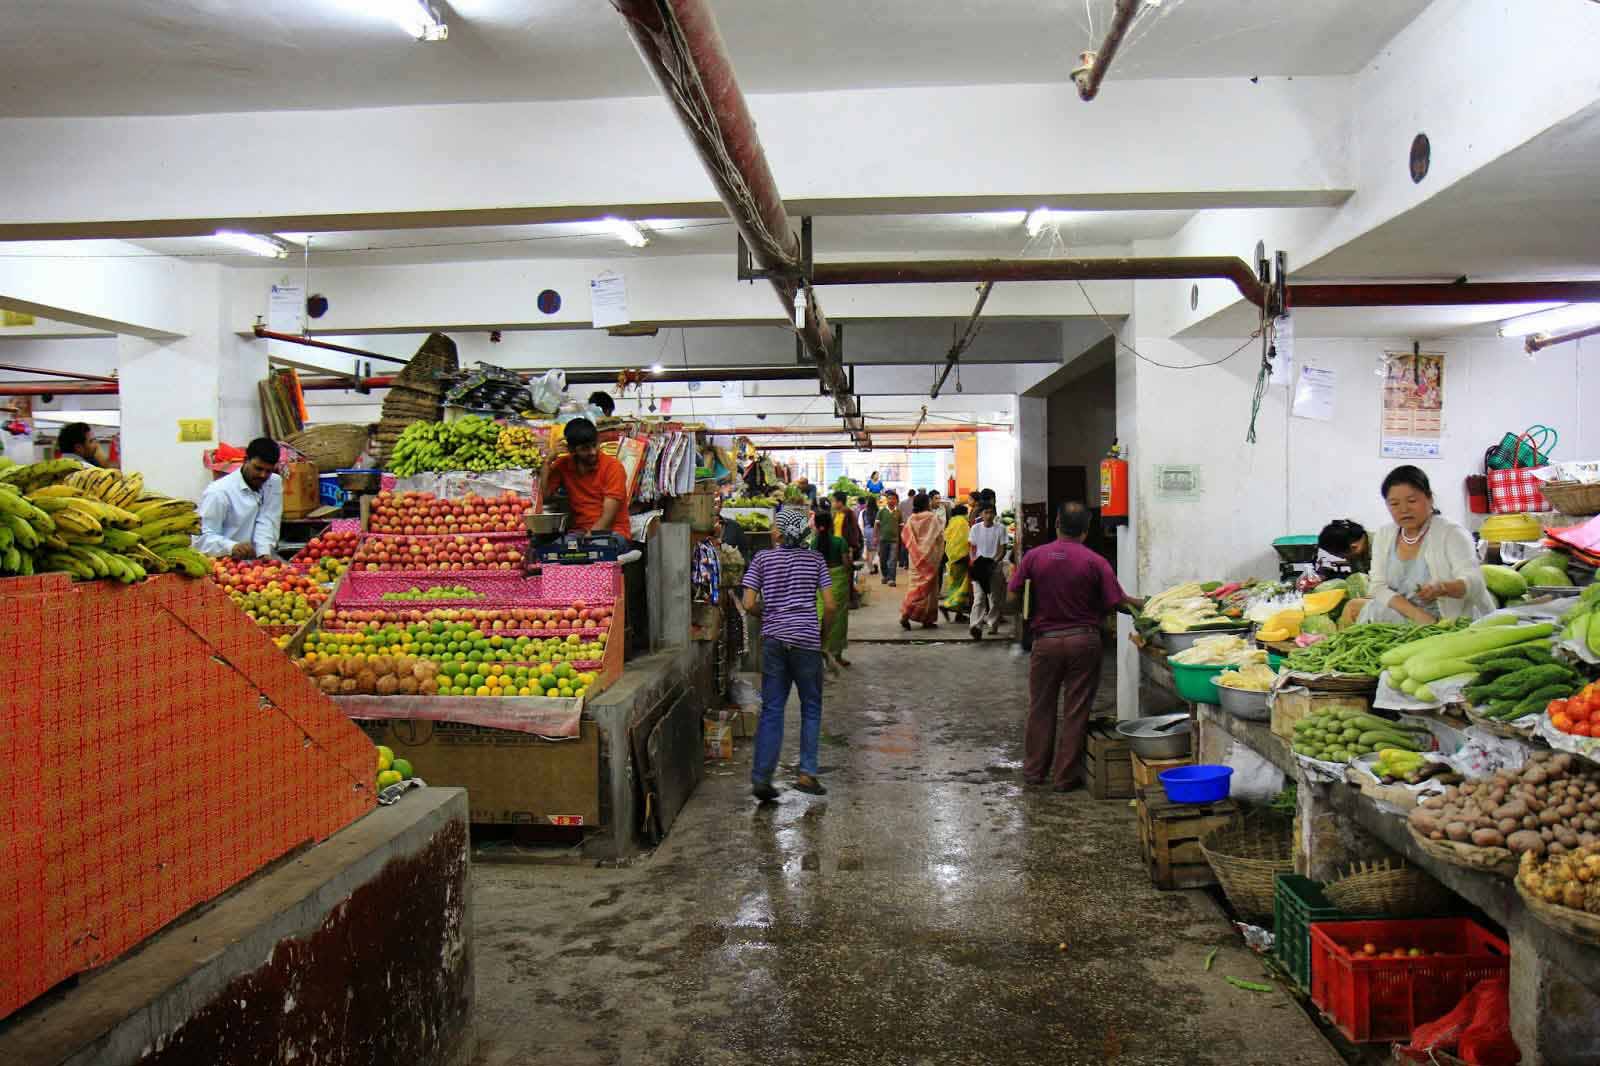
[1047,358,1117,474]
[2,790,474,1066]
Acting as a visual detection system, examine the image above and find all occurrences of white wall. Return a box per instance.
[976,431,1017,512]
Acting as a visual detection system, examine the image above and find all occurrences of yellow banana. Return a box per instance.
[28,484,86,500]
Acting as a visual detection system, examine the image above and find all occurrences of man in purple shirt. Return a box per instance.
[1009,503,1144,791]
[743,507,836,801]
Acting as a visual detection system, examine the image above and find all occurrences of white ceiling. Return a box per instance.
[123,209,1195,266]
[0,0,1432,117]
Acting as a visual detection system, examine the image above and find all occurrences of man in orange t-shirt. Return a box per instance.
[539,417,632,539]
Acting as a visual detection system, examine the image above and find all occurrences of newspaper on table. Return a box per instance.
[1533,712,1600,767]
[1438,726,1533,779]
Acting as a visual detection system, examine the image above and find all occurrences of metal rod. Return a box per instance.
[1077,0,1141,102]
[0,380,118,396]
[811,256,1267,306]
[252,325,410,365]
[724,424,1002,436]
[611,0,849,403]
[1526,321,1600,354]
[931,281,995,399]
[0,362,118,383]
[1288,281,1600,308]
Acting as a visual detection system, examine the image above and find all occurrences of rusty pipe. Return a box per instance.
[1526,321,1600,354]
[810,256,1267,306]
[253,325,410,365]
[1075,0,1141,102]
[0,380,118,396]
[611,0,843,394]
[1288,281,1600,308]
[0,363,117,384]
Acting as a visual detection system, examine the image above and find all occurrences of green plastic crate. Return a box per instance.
[1272,874,1382,992]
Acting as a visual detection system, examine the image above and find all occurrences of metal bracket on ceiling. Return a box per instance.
[1271,251,1289,321]
[739,216,813,284]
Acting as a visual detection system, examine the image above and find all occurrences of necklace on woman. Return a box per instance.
[1399,520,1430,546]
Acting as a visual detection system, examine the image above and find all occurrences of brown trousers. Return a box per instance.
[1024,629,1103,787]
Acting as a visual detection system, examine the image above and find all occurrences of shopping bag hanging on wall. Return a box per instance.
[1485,424,1556,471]
[1487,430,1555,514]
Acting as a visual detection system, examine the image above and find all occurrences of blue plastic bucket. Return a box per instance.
[1159,764,1233,804]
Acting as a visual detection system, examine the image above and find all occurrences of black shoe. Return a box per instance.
[794,775,828,795]
[970,625,982,640]
[752,780,779,802]
[900,617,911,630]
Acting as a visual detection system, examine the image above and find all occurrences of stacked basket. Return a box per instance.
[370,333,459,470]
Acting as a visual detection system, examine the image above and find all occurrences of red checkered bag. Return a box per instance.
[1487,432,1551,514]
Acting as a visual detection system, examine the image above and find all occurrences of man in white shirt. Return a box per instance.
[968,503,1009,639]
[195,437,283,561]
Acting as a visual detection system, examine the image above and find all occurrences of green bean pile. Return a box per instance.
[1281,620,1462,677]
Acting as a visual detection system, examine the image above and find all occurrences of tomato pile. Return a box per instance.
[1547,681,1600,737]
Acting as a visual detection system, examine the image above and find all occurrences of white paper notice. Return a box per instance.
[1269,315,1294,385]
[267,283,303,342]
[1292,365,1336,421]
[589,272,629,329]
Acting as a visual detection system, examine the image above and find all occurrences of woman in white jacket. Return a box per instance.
[1360,465,1497,624]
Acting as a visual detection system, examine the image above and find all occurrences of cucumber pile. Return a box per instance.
[1291,707,1430,763]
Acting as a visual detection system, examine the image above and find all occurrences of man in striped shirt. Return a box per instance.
[743,508,835,801]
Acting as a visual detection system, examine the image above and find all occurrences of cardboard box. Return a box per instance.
[281,460,321,518]
[359,718,600,826]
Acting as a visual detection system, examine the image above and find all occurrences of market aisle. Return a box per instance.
[470,643,1339,1066]
[844,565,1013,643]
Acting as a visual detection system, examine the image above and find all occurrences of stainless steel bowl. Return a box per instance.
[1214,683,1270,721]
[524,511,569,536]
[1116,713,1194,760]
[1161,626,1251,654]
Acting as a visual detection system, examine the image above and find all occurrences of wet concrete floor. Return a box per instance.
[470,637,1340,1066]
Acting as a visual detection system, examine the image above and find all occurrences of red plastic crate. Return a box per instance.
[1309,918,1509,1043]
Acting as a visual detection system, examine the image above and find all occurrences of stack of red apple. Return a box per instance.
[369,490,530,535]
[322,601,614,633]
[293,528,360,566]
[353,533,523,572]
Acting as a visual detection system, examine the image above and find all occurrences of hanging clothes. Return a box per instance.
[692,536,722,604]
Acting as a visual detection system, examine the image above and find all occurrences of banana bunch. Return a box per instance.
[0,482,54,576]
[65,466,144,508]
[0,458,81,494]
[41,544,147,583]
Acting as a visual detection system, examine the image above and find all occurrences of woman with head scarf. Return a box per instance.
[940,503,973,622]
[742,506,836,800]
[900,492,945,630]
[813,507,853,671]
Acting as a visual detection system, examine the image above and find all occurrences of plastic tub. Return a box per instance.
[1168,660,1228,702]
[1158,764,1233,804]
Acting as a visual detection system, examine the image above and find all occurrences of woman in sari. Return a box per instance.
[940,503,972,621]
[900,492,945,630]
[814,507,853,670]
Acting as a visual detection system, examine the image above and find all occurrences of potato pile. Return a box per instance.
[1408,751,1600,855]
[1519,845,1600,915]
[306,653,441,697]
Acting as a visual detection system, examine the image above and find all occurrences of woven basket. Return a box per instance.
[1515,880,1600,947]
[1200,816,1295,921]
[1325,859,1452,917]
[1538,480,1600,517]
[1406,825,1517,879]
[1283,671,1380,695]
[288,424,370,472]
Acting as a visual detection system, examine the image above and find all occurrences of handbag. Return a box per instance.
[1485,424,1556,471]
[1486,431,1552,514]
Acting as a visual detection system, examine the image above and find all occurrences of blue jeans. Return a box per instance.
[752,637,824,784]
[878,540,898,583]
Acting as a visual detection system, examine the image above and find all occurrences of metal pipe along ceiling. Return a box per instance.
[610,0,848,402]
[1076,0,1141,102]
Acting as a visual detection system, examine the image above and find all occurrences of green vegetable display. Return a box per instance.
[388,416,525,477]
[1292,707,1430,763]
[1481,564,1528,603]
[1281,621,1461,677]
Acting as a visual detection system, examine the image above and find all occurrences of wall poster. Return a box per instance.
[1380,349,1444,458]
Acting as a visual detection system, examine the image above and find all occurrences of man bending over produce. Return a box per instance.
[1009,503,1143,791]
[196,437,283,561]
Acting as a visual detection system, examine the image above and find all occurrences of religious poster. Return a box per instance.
[1380,349,1444,458]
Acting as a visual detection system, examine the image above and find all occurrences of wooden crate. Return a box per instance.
[1136,788,1239,890]
[1131,751,1193,790]
[1271,688,1372,742]
[1086,720,1135,800]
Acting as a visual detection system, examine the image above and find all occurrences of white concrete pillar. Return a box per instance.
[117,265,263,501]
[1114,320,1142,720]
[1014,394,1047,517]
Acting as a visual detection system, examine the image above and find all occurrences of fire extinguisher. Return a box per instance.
[1100,440,1129,525]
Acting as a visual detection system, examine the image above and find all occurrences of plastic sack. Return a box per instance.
[1457,977,1518,1065]
[530,368,568,414]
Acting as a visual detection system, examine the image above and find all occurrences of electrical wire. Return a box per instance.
[1074,278,1262,371]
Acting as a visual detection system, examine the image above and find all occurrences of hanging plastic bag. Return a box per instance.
[530,368,568,415]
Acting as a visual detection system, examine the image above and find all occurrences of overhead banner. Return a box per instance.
[1380,349,1444,458]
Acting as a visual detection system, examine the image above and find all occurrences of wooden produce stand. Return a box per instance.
[1137,789,1239,891]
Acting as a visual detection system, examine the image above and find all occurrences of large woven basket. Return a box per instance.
[1200,815,1295,921]
[1538,480,1600,517]
[1326,859,1452,917]
[1406,825,1516,879]
[1515,880,1600,948]
[287,423,370,472]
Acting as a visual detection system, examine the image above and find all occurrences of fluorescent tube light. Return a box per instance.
[598,217,651,248]
[1498,304,1600,338]
[368,0,448,41]
[1024,208,1069,237]
[649,363,665,374]
[213,231,290,259]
